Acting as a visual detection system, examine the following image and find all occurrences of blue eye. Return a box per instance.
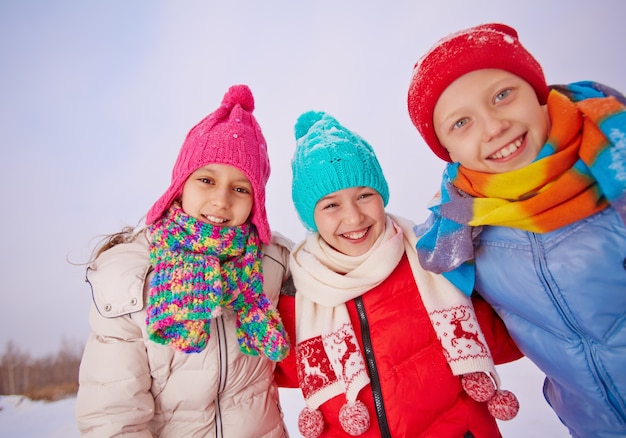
[453,118,468,129]
[495,89,511,102]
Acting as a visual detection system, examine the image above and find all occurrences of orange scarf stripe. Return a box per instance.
[457,145,580,201]
[456,90,615,233]
[470,177,606,231]
[580,114,612,165]
[546,90,583,146]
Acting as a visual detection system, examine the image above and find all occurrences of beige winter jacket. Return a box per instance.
[76,229,293,437]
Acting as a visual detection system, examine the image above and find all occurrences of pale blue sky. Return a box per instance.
[1,1,625,356]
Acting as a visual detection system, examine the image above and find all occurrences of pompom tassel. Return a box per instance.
[298,407,324,438]
[339,400,370,436]
[461,372,496,402]
[488,389,520,421]
[222,84,255,112]
[461,372,519,420]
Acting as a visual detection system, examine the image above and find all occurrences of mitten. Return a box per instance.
[232,289,290,361]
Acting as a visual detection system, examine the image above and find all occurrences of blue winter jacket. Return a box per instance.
[473,206,626,438]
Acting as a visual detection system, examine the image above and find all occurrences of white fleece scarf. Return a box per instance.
[290,215,498,412]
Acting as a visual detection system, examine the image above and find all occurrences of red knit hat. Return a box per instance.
[146,84,272,244]
[407,23,549,162]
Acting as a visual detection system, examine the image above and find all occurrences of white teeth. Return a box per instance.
[205,215,228,223]
[490,138,522,159]
[343,230,367,239]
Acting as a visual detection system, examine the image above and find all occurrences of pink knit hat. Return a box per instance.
[146,84,272,244]
[407,23,549,162]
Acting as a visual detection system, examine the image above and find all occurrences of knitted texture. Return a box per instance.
[338,401,370,435]
[291,111,389,231]
[147,84,272,244]
[461,372,519,420]
[298,407,324,438]
[461,372,496,402]
[407,23,549,161]
[488,390,520,421]
[146,204,289,360]
[417,82,626,295]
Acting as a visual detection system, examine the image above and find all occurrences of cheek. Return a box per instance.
[446,143,465,163]
[527,107,550,149]
[179,182,194,207]
[369,201,387,235]
[539,106,551,138]
[435,131,461,162]
[316,225,335,246]
[446,148,458,162]
[313,213,334,240]
[178,193,190,212]
[244,201,254,219]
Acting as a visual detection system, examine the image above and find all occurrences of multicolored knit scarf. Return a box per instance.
[146,203,289,360]
[417,81,626,295]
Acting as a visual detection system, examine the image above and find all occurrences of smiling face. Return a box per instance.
[433,68,550,173]
[180,163,254,227]
[313,186,386,257]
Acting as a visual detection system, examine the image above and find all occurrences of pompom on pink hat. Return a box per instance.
[146,84,272,244]
[407,23,549,162]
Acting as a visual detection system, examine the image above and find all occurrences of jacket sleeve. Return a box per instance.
[76,303,155,437]
[263,231,300,388]
[472,292,524,364]
[76,239,155,437]
[275,291,299,388]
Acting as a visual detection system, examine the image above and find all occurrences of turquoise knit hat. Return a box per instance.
[291,111,389,231]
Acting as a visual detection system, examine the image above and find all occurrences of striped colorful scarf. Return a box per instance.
[146,203,289,360]
[417,81,626,295]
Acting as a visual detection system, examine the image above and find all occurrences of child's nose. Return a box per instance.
[482,113,510,142]
[211,187,231,208]
[343,203,364,225]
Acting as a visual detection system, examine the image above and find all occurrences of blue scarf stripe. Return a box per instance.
[596,113,626,201]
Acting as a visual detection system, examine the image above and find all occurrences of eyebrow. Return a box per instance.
[317,187,371,202]
[194,167,252,184]
[317,194,336,203]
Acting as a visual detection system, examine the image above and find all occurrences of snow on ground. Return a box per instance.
[0,358,570,437]
[0,395,78,438]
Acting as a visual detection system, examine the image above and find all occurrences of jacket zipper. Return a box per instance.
[529,232,625,420]
[354,296,392,438]
[215,316,228,438]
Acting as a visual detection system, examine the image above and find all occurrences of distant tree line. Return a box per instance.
[0,338,83,401]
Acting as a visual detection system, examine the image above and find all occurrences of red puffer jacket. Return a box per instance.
[276,254,521,438]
